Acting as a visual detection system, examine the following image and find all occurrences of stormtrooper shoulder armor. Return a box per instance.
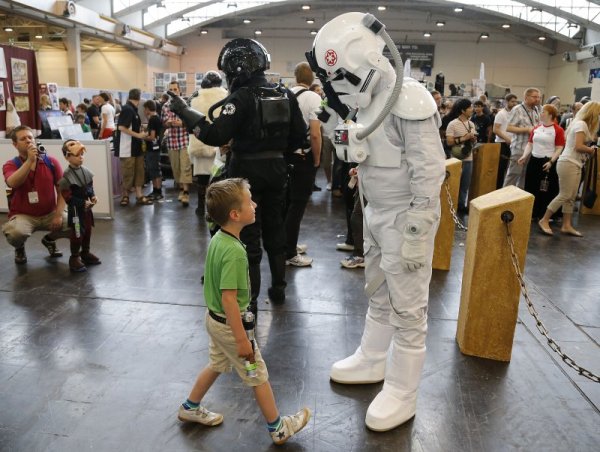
[392,77,438,121]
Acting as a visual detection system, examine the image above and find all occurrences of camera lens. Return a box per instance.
[37,142,46,154]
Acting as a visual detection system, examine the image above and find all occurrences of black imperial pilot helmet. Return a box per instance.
[217,38,271,90]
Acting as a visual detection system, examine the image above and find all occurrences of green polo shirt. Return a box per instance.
[203,230,250,314]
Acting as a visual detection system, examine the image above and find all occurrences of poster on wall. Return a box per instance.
[0,81,5,111]
[11,58,29,93]
[195,72,204,89]
[14,95,30,112]
[177,72,186,81]
[47,82,59,110]
[0,48,7,78]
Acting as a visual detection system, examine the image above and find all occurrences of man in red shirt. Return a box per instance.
[2,125,68,264]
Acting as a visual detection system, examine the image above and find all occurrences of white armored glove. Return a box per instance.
[401,210,439,272]
[317,103,341,140]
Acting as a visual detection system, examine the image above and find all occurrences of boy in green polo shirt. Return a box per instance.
[177,178,311,445]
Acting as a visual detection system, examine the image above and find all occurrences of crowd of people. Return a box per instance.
[2,13,599,444]
[435,88,597,237]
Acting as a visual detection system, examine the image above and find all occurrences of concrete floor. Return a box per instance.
[1,179,599,451]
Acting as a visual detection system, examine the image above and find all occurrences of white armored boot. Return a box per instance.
[330,315,395,384]
[365,343,425,431]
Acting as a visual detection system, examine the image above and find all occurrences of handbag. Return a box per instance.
[450,140,472,160]
[583,149,598,209]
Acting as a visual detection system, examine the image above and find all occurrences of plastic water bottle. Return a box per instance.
[242,311,256,377]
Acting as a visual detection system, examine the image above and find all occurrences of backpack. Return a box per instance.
[294,88,312,150]
[6,154,58,207]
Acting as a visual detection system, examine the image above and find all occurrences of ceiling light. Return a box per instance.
[568,23,578,28]
[4,27,13,32]
[35,34,43,39]
[424,32,432,37]
[454,7,463,12]
[310,29,317,35]
[377,6,386,11]
[480,33,489,39]
[502,24,510,29]
[306,18,315,24]
[302,5,310,10]
[181,17,190,23]
[200,29,208,34]
[243,19,251,24]
[436,21,445,27]
[538,36,546,41]
[254,29,262,35]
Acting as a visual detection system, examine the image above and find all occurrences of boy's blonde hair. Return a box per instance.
[206,178,250,226]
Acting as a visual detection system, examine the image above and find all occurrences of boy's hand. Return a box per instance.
[237,338,254,361]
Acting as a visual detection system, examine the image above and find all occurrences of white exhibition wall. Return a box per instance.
[34,33,600,106]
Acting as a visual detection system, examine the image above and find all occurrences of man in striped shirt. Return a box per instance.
[162,81,191,206]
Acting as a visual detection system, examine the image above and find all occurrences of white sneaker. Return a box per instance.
[326,183,332,191]
[286,254,313,267]
[296,243,308,254]
[177,405,223,426]
[341,256,365,269]
[336,242,354,252]
[271,407,311,445]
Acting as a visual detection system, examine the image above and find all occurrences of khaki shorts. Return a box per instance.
[205,311,269,386]
[2,211,69,248]
[168,148,193,184]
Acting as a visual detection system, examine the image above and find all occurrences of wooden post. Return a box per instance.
[433,158,462,271]
[581,155,600,215]
[456,186,534,361]
[469,143,501,202]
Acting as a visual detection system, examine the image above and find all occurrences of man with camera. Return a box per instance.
[2,125,68,264]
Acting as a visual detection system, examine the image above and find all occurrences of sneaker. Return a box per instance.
[326,183,332,191]
[341,256,365,269]
[286,254,313,267]
[336,242,354,252]
[177,405,223,426]
[178,190,184,202]
[296,244,308,255]
[332,189,343,198]
[271,408,311,445]
[312,184,322,192]
[41,235,63,257]
[15,247,27,264]
[181,192,190,207]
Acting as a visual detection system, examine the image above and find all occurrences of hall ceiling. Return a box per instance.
[1,1,596,53]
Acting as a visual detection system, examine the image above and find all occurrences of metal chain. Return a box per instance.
[444,178,468,231]
[502,213,600,383]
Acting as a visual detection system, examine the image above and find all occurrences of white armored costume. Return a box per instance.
[308,12,445,431]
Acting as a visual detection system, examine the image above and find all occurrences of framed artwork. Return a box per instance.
[14,95,30,112]
[11,58,28,93]
[0,81,5,111]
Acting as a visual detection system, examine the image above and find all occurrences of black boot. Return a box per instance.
[267,253,287,303]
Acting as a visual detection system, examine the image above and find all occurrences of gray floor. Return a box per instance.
[1,179,599,452]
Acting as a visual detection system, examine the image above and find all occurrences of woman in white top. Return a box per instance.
[537,101,600,237]
[517,104,565,219]
[446,98,477,213]
[99,92,116,139]
[187,71,228,215]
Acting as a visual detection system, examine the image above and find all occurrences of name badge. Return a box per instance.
[28,191,39,204]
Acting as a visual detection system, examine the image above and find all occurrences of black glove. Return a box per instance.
[166,90,206,134]
[166,91,188,116]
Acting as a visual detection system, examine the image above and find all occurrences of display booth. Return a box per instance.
[0,139,114,219]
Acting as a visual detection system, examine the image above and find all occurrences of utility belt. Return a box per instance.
[234,150,284,160]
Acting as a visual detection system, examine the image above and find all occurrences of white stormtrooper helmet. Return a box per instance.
[311,12,389,109]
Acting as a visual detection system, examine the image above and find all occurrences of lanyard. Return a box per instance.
[458,118,472,134]
[521,104,537,127]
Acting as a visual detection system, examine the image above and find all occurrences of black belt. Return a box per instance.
[209,310,227,324]
[234,151,284,160]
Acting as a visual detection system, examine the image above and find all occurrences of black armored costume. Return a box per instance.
[169,38,307,314]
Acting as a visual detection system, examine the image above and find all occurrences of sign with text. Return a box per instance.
[384,44,435,76]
